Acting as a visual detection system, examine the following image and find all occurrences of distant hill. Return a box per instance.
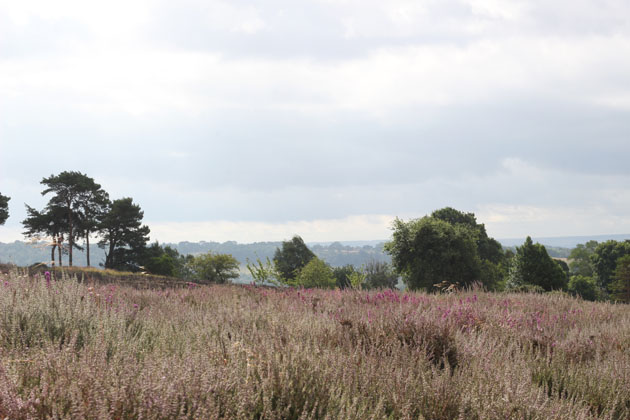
[498,234,630,249]
[0,240,390,269]
[3,234,629,269]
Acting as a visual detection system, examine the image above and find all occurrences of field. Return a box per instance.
[1,270,629,419]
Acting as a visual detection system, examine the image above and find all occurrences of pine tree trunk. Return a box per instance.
[107,240,115,268]
[51,242,56,267]
[58,237,63,266]
[86,233,90,267]
[68,204,73,267]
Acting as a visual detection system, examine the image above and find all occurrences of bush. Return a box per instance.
[189,252,240,284]
[144,254,176,277]
[292,258,336,289]
[332,265,356,289]
[568,275,600,301]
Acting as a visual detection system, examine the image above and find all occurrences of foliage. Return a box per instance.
[72,177,109,267]
[569,240,598,277]
[479,258,505,291]
[22,204,69,266]
[611,255,630,303]
[1,271,630,419]
[189,252,240,284]
[332,264,356,289]
[506,237,568,291]
[386,208,506,292]
[568,275,600,301]
[273,235,315,282]
[0,192,9,225]
[431,207,503,264]
[246,257,282,286]
[592,240,630,292]
[555,259,570,276]
[144,252,177,277]
[363,260,398,289]
[291,257,336,289]
[385,216,481,291]
[38,171,107,266]
[347,269,367,289]
[141,242,194,278]
[99,198,150,271]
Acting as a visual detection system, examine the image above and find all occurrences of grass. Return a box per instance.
[0,268,629,419]
[20,264,194,289]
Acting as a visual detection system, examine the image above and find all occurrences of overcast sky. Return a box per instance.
[1,0,629,244]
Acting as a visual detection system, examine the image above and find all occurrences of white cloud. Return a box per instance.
[2,0,630,244]
[477,203,630,238]
[146,214,395,243]
[3,35,629,121]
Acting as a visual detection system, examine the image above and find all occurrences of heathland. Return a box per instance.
[1,269,629,419]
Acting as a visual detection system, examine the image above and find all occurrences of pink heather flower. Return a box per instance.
[44,271,51,287]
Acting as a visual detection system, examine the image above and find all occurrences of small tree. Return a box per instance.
[363,260,398,289]
[332,265,356,289]
[142,243,180,277]
[611,255,630,303]
[569,241,598,277]
[507,237,567,291]
[247,257,282,285]
[293,258,336,289]
[0,193,9,225]
[190,252,240,284]
[273,236,315,282]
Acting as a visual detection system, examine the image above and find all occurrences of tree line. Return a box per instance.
[3,179,629,300]
[0,171,241,284]
[249,207,630,302]
[19,171,148,270]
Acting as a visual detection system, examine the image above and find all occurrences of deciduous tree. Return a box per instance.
[293,257,336,289]
[363,260,398,289]
[273,235,315,282]
[591,240,630,292]
[190,252,240,284]
[568,275,599,301]
[385,216,481,291]
[611,255,630,303]
[568,240,598,277]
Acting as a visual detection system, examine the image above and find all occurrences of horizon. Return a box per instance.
[2,1,630,243]
[2,232,630,249]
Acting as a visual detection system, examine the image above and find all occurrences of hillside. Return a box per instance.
[0,240,390,269]
[2,233,629,269]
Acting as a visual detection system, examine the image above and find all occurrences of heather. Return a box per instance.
[1,271,629,419]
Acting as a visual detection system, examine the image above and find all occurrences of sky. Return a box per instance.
[1,0,630,244]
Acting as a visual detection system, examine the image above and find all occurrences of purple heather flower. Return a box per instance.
[44,271,51,287]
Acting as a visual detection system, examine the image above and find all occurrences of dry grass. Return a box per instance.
[0,268,629,419]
